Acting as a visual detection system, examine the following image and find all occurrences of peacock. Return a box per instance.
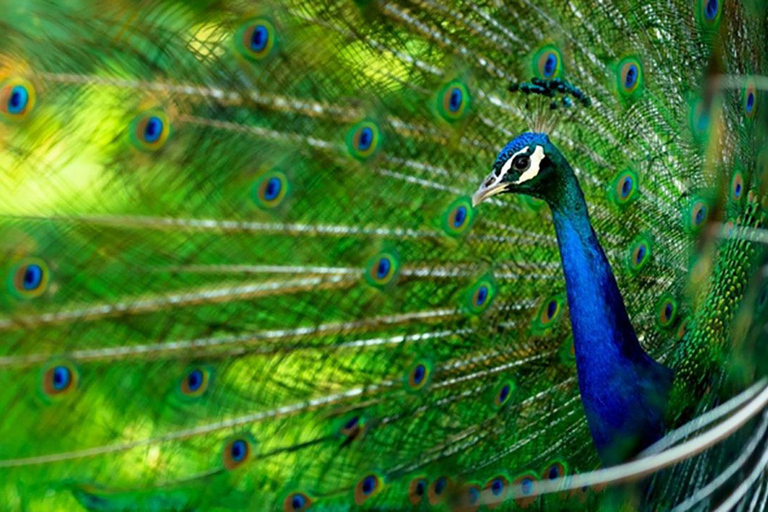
[1,0,767,510]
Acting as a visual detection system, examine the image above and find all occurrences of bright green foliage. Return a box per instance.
[0,0,766,510]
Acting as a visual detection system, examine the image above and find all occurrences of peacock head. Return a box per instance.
[472,132,569,207]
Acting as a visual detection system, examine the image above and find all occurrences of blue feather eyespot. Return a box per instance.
[466,276,496,314]
[222,437,252,470]
[513,473,538,508]
[42,363,78,397]
[283,492,312,512]
[428,476,450,505]
[698,0,721,25]
[347,121,381,159]
[180,368,210,397]
[461,484,481,511]
[364,251,400,287]
[628,235,652,273]
[656,295,678,329]
[731,172,744,201]
[689,98,710,138]
[533,45,563,79]
[9,258,50,299]
[744,82,757,118]
[686,199,709,231]
[610,170,639,206]
[442,197,475,237]
[338,414,366,442]
[252,171,289,209]
[408,477,428,505]
[438,81,470,121]
[705,0,719,19]
[236,19,276,61]
[541,460,568,491]
[405,361,431,391]
[130,111,169,151]
[354,474,382,505]
[341,416,359,433]
[617,57,643,98]
[0,78,36,120]
[484,475,509,509]
[493,381,514,408]
[534,295,563,331]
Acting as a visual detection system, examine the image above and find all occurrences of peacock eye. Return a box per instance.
[513,155,530,171]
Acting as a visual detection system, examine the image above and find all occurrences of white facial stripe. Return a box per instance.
[498,145,528,179]
[512,145,546,185]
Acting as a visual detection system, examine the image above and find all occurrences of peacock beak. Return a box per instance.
[472,176,510,207]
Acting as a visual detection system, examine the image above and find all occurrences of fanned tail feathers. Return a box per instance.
[0,0,767,509]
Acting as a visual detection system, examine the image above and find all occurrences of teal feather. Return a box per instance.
[0,0,767,510]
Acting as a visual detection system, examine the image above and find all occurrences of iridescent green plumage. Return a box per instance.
[0,0,767,509]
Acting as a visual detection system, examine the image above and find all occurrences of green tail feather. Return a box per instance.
[1,0,767,509]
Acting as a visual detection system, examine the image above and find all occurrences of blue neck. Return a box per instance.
[548,172,672,466]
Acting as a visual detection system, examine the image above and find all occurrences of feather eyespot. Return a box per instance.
[744,82,757,118]
[340,416,359,434]
[628,236,652,273]
[442,197,475,237]
[223,437,252,470]
[354,474,382,504]
[731,172,744,201]
[617,58,643,97]
[428,476,450,505]
[677,317,691,340]
[466,276,496,314]
[42,363,78,397]
[365,251,399,287]
[698,0,721,25]
[438,81,470,121]
[705,0,719,20]
[485,475,509,509]
[9,258,50,299]
[632,243,646,267]
[534,295,563,331]
[180,368,210,397]
[283,492,312,512]
[0,79,35,120]
[408,477,428,505]
[252,171,289,209]
[475,285,489,306]
[687,199,709,231]
[689,98,710,138]
[493,381,514,408]
[347,121,380,159]
[236,19,276,60]
[461,484,482,512]
[513,473,538,508]
[541,460,568,491]
[406,362,431,391]
[610,170,639,206]
[533,45,563,79]
[656,295,678,328]
[337,414,368,444]
[130,111,169,151]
